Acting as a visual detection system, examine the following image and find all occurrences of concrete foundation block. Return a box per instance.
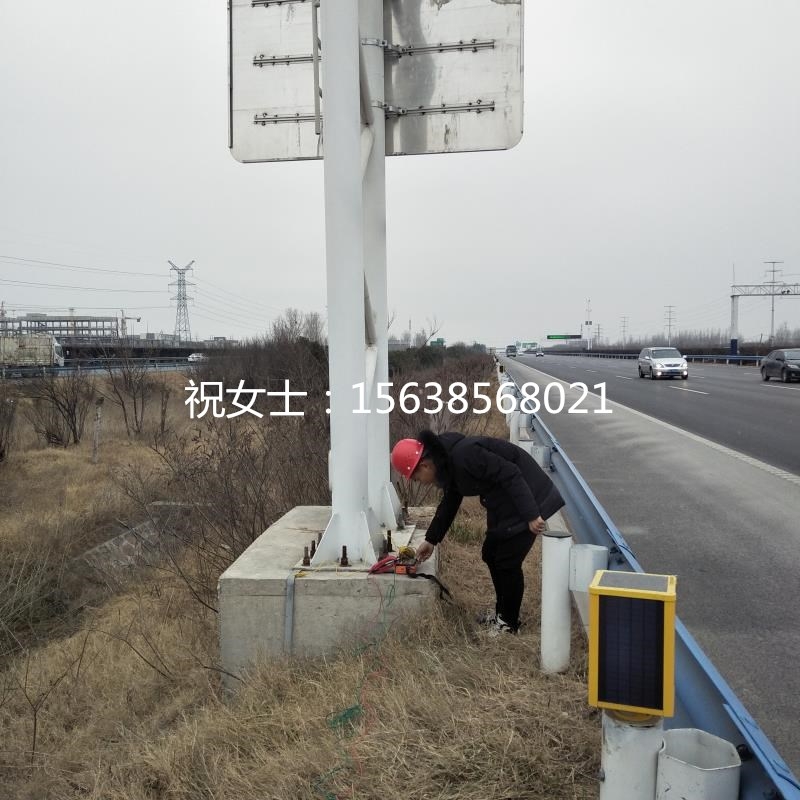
[218,506,438,684]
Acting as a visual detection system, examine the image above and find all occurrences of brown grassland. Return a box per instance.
[0,360,600,800]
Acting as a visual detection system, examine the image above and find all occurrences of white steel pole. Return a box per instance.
[312,0,376,566]
[540,530,572,673]
[361,0,402,531]
[729,295,739,346]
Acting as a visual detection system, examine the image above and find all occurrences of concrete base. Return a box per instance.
[218,506,438,683]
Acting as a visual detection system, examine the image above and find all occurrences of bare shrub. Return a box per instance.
[99,349,154,437]
[0,533,71,659]
[23,370,95,446]
[118,406,329,611]
[25,396,72,447]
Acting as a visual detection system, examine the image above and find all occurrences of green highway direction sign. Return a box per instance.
[547,334,583,340]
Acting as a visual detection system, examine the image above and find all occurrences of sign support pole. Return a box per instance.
[313,0,377,566]
[361,0,403,532]
[312,0,401,567]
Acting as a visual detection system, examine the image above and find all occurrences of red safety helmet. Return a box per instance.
[391,438,424,479]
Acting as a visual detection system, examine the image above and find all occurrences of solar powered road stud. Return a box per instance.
[588,570,677,717]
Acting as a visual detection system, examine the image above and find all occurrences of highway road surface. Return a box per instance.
[503,354,800,777]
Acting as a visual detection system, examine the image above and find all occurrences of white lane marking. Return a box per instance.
[615,376,633,380]
[765,382,800,391]
[586,369,599,373]
[668,386,709,395]
[509,363,800,488]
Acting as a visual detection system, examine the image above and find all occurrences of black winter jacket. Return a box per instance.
[420,430,565,545]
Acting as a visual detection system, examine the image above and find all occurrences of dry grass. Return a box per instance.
[0,371,193,555]
[0,363,600,799]
[0,516,598,800]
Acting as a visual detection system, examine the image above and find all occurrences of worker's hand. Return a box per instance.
[415,541,435,563]
[528,516,546,535]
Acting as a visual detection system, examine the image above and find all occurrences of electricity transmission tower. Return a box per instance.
[169,260,195,343]
[620,316,629,347]
[664,305,676,345]
[764,261,784,344]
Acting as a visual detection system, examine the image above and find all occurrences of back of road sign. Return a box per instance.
[229,0,523,162]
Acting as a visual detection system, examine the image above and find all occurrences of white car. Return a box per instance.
[637,347,688,380]
[187,352,208,363]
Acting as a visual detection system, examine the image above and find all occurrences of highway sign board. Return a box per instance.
[547,334,583,340]
[229,0,523,162]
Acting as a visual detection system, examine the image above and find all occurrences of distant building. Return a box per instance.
[0,313,118,338]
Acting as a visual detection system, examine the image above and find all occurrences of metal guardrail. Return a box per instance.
[533,351,763,365]
[501,374,800,800]
[0,358,191,379]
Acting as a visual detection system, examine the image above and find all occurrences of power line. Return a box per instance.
[0,278,163,293]
[0,254,164,277]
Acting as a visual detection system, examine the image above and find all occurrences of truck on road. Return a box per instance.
[0,334,65,373]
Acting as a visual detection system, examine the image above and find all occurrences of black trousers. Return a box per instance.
[480,530,536,631]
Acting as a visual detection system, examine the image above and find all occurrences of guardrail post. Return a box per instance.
[509,410,520,445]
[540,530,572,673]
[569,544,609,633]
[600,711,664,800]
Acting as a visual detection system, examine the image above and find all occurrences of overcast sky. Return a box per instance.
[1,1,798,346]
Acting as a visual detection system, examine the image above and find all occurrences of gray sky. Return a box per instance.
[1,0,798,346]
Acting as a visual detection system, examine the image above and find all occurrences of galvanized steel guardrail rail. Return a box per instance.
[0,358,191,379]
[501,374,800,800]
[532,351,763,365]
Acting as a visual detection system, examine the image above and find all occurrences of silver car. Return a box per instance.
[638,347,688,380]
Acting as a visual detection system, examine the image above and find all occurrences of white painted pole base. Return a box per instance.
[377,481,403,532]
[311,510,379,567]
[569,544,609,634]
[600,711,664,800]
[540,530,572,673]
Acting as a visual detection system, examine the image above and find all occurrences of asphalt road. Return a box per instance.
[513,353,800,475]
[502,355,800,777]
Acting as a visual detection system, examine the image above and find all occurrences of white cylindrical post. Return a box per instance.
[569,544,609,634]
[500,381,517,423]
[540,530,572,673]
[509,410,520,445]
[600,711,663,800]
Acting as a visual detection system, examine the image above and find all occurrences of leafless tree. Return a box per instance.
[0,385,17,463]
[99,349,154,437]
[24,369,95,446]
